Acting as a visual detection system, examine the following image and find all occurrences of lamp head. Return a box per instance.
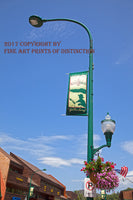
[101,113,116,147]
[29,15,44,27]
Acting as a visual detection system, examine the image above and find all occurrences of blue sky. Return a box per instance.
[1,0,133,193]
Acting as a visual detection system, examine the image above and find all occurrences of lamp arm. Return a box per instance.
[93,144,109,156]
[43,18,93,48]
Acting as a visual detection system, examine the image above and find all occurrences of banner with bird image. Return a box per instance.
[66,71,88,116]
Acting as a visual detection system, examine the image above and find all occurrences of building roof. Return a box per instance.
[0,147,22,168]
[48,175,67,198]
[10,152,64,189]
[121,188,133,191]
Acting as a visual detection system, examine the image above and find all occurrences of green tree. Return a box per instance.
[74,190,120,200]
[74,190,86,200]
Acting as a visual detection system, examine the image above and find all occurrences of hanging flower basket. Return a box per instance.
[89,172,97,185]
[81,157,119,192]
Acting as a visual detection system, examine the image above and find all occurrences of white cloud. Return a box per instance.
[0,132,101,168]
[0,133,70,157]
[28,135,70,143]
[38,157,84,167]
[70,158,84,164]
[121,141,133,155]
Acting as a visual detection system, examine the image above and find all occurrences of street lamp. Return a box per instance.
[28,168,46,200]
[29,15,116,200]
[101,190,107,200]
[29,15,44,27]
[101,112,116,147]
[93,113,115,155]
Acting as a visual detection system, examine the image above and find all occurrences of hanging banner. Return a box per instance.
[66,71,88,116]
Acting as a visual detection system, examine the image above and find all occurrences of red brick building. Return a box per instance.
[66,191,77,200]
[0,147,67,200]
[119,189,133,200]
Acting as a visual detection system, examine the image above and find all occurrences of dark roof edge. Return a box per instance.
[0,147,22,167]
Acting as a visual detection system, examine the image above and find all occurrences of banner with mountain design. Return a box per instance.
[66,71,88,116]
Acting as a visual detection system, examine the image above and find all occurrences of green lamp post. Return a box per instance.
[29,16,116,200]
[27,168,46,200]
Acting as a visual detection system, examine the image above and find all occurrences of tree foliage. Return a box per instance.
[74,190,120,200]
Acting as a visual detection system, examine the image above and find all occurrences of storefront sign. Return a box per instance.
[16,177,23,182]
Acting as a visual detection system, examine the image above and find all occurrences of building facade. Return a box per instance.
[119,189,133,200]
[66,191,77,200]
[0,147,67,200]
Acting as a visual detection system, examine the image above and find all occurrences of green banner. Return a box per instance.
[66,71,88,116]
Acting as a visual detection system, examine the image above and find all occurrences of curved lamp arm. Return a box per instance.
[93,144,109,155]
[29,16,93,49]
[44,19,93,49]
